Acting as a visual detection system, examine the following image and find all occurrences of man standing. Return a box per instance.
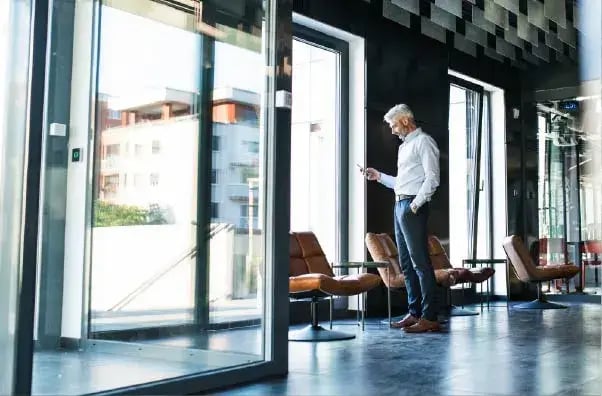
[364,104,441,333]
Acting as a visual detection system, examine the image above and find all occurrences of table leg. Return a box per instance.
[329,295,333,329]
[362,290,366,331]
[480,277,483,312]
[356,294,360,326]
[505,260,510,310]
[388,270,391,327]
[361,265,366,331]
[487,276,493,310]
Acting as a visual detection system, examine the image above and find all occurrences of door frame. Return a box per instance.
[449,75,485,261]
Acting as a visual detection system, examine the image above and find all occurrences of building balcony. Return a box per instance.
[100,156,120,172]
[227,183,259,202]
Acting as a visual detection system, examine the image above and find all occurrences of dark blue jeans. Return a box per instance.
[393,199,438,321]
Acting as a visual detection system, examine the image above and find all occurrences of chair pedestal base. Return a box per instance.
[513,282,568,309]
[288,325,355,342]
[513,299,567,309]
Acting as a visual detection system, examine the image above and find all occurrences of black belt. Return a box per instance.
[395,194,415,202]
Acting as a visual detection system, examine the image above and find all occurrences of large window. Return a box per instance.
[290,27,349,265]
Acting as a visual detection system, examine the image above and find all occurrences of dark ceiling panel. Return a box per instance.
[383,0,577,67]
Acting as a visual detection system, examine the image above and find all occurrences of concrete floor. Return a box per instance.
[209,303,601,396]
[32,302,600,395]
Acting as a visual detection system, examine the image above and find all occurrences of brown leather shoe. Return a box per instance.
[390,314,419,329]
[403,318,441,333]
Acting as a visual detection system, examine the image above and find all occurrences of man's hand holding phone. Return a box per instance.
[357,163,380,181]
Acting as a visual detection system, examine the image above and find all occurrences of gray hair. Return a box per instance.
[383,104,414,123]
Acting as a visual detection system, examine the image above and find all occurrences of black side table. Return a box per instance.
[461,258,509,310]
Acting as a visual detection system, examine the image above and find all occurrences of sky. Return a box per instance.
[98,6,264,98]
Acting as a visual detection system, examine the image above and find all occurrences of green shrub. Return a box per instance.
[93,201,166,227]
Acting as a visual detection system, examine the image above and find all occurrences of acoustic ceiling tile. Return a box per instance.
[434,0,462,18]
[532,42,550,61]
[484,1,508,29]
[391,0,419,15]
[544,0,567,29]
[523,50,541,65]
[431,3,457,31]
[383,0,412,28]
[505,27,524,49]
[518,14,539,46]
[557,24,576,48]
[421,17,447,44]
[473,7,496,34]
[465,21,488,46]
[527,0,548,31]
[496,37,516,59]
[545,32,564,52]
[493,0,520,14]
[454,34,478,57]
[484,47,505,63]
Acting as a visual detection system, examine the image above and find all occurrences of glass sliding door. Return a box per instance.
[0,0,34,393]
[90,0,201,333]
[31,0,288,394]
[536,98,600,293]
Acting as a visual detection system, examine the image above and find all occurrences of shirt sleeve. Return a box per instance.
[411,135,440,209]
[378,172,396,189]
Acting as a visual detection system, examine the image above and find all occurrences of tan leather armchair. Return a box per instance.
[289,231,381,341]
[428,235,496,316]
[365,232,457,324]
[428,235,495,283]
[503,235,580,309]
[365,233,496,320]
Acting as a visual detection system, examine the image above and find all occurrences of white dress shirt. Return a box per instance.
[378,127,440,209]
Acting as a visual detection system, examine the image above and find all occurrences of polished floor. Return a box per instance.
[210,303,601,396]
[32,328,262,395]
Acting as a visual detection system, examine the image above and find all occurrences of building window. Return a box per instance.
[105,144,120,158]
[211,169,218,184]
[211,202,219,219]
[240,204,258,218]
[135,144,144,156]
[152,140,161,154]
[236,107,259,125]
[134,173,142,187]
[240,166,259,183]
[150,173,159,187]
[212,135,221,151]
[244,141,259,153]
[107,109,121,120]
[103,174,119,193]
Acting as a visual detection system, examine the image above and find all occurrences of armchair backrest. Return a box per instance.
[502,235,537,282]
[290,234,308,276]
[427,235,453,270]
[365,233,402,288]
[290,232,335,277]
